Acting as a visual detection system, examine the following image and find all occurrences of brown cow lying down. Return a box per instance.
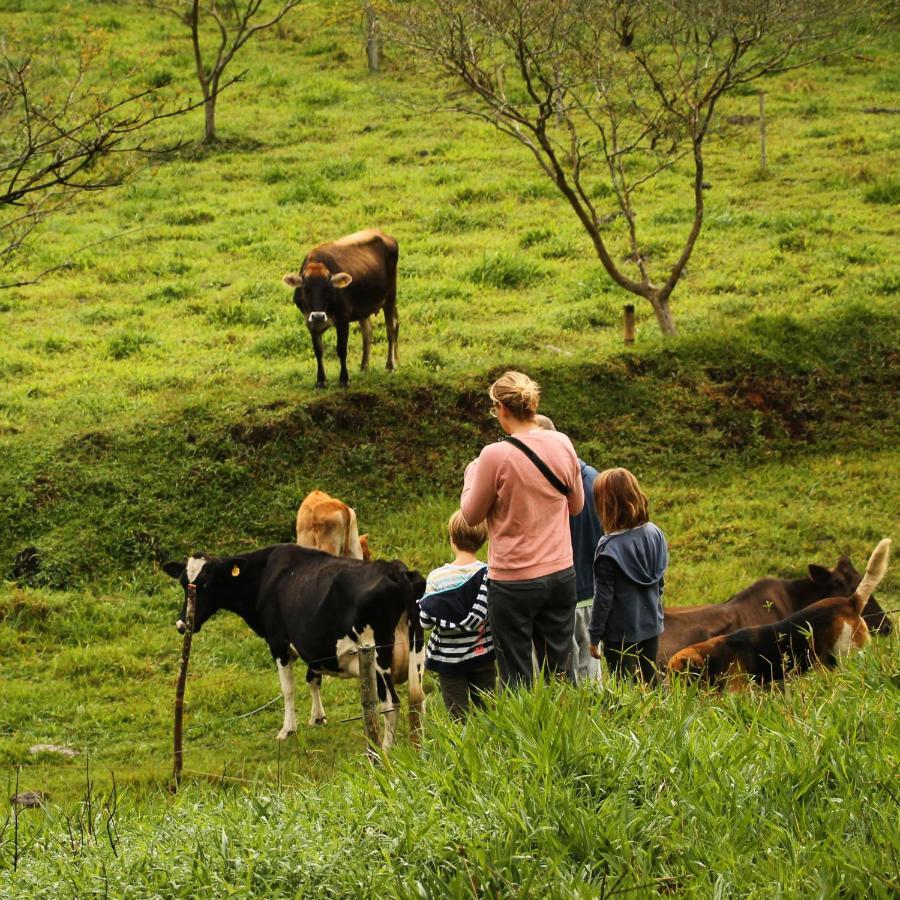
[666,539,890,690]
[296,490,370,560]
[656,552,892,667]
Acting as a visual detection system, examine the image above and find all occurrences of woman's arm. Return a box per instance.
[567,460,585,516]
[460,449,499,526]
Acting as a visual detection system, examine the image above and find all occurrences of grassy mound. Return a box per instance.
[2,303,897,591]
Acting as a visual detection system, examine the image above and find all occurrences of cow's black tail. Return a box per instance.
[405,571,426,708]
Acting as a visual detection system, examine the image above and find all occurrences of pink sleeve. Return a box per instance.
[460,449,499,526]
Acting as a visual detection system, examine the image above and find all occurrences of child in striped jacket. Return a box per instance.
[419,511,496,720]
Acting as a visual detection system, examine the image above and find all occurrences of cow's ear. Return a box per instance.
[836,556,857,576]
[162,561,185,580]
[808,564,832,586]
[330,272,352,289]
[283,272,302,288]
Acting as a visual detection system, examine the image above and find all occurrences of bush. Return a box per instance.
[320,159,366,180]
[107,332,155,360]
[429,207,485,233]
[466,253,544,289]
[277,178,336,206]
[164,209,215,226]
[864,179,900,205]
[207,303,273,328]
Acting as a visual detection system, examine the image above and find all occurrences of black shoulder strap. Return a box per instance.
[504,436,571,495]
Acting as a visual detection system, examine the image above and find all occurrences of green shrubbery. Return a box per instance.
[3,668,898,896]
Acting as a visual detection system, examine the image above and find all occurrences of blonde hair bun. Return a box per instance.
[489,371,540,419]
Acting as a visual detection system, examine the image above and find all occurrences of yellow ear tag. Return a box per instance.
[231,565,240,577]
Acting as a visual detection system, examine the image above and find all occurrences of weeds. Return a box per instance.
[466,252,544,289]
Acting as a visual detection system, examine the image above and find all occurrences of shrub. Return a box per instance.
[777,233,808,252]
[146,69,173,89]
[107,332,155,360]
[864,179,900,205]
[320,159,366,180]
[429,207,484,233]
[262,165,289,184]
[466,253,544,289]
[208,303,273,328]
[519,227,553,248]
[164,209,215,226]
[277,178,336,206]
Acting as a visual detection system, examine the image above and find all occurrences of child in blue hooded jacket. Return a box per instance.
[588,468,667,683]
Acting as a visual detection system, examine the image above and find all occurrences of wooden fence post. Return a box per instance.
[358,643,381,756]
[759,92,767,171]
[623,304,635,345]
[172,583,196,791]
[364,4,380,73]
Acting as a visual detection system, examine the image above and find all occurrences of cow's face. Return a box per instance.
[809,556,891,635]
[162,555,239,634]
[282,262,352,330]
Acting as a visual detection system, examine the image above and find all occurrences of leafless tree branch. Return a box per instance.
[148,0,302,143]
[390,0,884,335]
[0,37,230,275]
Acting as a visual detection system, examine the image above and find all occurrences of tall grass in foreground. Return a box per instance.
[3,649,897,898]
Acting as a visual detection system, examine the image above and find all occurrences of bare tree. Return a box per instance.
[393,0,878,334]
[150,0,302,144]
[0,43,222,284]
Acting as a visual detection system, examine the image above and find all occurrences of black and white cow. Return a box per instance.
[163,543,426,750]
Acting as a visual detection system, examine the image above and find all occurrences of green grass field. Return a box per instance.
[1,0,898,895]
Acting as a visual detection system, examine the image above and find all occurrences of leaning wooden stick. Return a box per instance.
[172,582,197,790]
[358,643,381,757]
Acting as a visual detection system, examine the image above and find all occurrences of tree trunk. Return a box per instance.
[650,293,677,335]
[203,97,217,144]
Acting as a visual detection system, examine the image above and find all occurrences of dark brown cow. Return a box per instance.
[657,553,892,667]
[282,228,398,388]
[667,539,890,691]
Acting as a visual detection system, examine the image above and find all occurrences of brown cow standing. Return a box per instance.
[296,490,370,560]
[282,229,398,388]
[656,553,891,667]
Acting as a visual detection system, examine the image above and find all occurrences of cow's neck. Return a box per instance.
[786,578,831,610]
[226,600,267,638]
[217,546,276,638]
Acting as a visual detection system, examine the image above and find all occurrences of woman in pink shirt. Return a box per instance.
[460,371,584,687]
